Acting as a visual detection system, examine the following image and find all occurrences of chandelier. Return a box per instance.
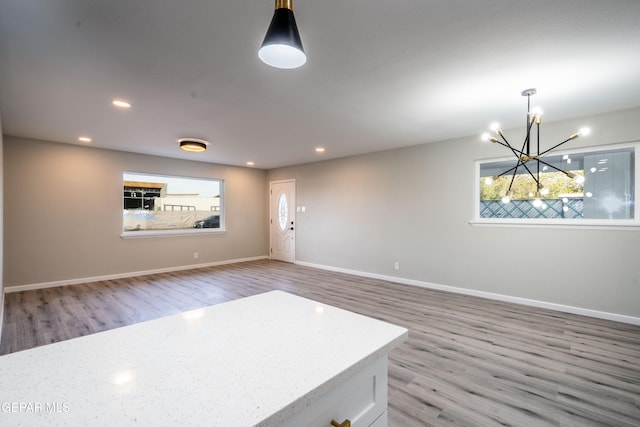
[481,88,590,206]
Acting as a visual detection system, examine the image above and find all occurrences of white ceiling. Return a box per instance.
[1,0,639,169]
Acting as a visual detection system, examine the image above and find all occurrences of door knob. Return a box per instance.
[331,420,351,427]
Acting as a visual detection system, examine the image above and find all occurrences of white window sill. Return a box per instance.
[469,219,640,230]
[120,228,227,239]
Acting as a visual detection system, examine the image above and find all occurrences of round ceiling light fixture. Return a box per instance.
[178,138,209,152]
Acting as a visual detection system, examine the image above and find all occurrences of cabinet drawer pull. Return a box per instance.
[331,420,351,427]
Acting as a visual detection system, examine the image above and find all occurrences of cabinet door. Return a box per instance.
[280,356,388,427]
[369,411,387,427]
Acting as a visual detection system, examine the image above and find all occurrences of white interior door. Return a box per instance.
[270,180,295,263]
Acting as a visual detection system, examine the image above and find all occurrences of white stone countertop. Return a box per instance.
[0,290,408,426]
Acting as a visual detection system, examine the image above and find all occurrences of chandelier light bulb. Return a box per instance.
[484,177,493,185]
[569,126,591,141]
[481,132,490,142]
[489,122,500,132]
[501,195,511,204]
[575,175,585,184]
[540,187,549,196]
[531,106,543,124]
[533,198,543,208]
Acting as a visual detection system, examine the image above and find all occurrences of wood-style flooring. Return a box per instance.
[2,260,639,426]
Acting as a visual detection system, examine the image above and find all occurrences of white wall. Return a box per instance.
[268,107,640,319]
[3,137,268,288]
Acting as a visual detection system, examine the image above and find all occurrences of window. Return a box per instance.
[122,172,224,236]
[277,192,288,232]
[474,144,638,227]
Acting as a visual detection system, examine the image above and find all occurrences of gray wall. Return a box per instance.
[3,136,268,288]
[0,116,4,338]
[268,107,640,318]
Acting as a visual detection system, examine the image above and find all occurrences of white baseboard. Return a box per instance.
[4,256,269,293]
[295,261,640,326]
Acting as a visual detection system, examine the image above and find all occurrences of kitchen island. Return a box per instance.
[0,290,407,426]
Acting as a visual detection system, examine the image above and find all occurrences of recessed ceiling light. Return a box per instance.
[178,138,208,152]
[246,161,255,166]
[78,136,92,142]
[112,99,131,109]
[315,147,325,153]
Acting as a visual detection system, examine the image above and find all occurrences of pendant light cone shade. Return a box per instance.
[259,0,306,69]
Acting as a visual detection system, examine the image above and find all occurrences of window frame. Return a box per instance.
[120,172,226,239]
[470,142,640,229]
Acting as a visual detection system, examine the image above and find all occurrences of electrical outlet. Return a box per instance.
[394,261,400,270]
[193,252,199,259]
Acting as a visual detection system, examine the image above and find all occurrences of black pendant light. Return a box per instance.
[259,0,306,69]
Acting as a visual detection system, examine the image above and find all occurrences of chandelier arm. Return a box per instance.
[525,117,535,156]
[505,128,541,186]
[496,136,526,158]
[496,165,518,178]
[506,148,527,194]
[494,136,540,185]
[537,121,541,158]
[518,136,530,160]
[536,159,572,177]
[499,157,540,187]
[505,156,541,194]
[495,164,519,178]
[506,167,518,194]
[519,160,541,186]
[538,137,574,157]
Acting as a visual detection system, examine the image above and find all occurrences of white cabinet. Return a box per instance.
[281,355,389,427]
[369,412,388,427]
